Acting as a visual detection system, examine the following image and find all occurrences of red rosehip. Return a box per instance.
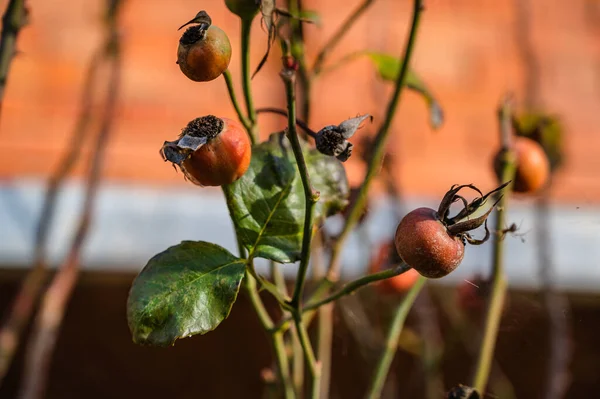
[394,208,465,279]
[394,183,508,278]
[177,11,232,82]
[161,115,251,187]
[494,136,550,194]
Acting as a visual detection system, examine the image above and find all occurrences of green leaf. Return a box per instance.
[329,51,443,129]
[224,132,349,263]
[127,241,246,347]
[298,9,321,26]
[363,51,444,129]
[275,8,321,27]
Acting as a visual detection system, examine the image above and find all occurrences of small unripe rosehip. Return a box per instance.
[161,115,251,187]
[394,183,508,278]
[177,11,232,82]
[494,136,550,194]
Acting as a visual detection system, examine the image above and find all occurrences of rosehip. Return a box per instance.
[177,11,232,82]
[394,183,508,278]
[395,208,465,279]
[161,115,251,187]
[494,136,550,194]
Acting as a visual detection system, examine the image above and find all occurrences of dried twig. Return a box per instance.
[0,35,101,392]
[0,0,28,118]
[17,5,122,397]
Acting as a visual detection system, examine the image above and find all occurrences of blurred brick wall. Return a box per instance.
[0,0,598,203]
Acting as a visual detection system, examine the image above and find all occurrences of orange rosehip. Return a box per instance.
[494,136,550,194]
[177,11,232,82]
[161,115,251,187]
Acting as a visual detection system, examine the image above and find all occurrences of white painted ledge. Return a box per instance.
[0,179,598,292]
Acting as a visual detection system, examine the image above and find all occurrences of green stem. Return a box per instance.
[245,258,294,311]
[305,263,412,312]
[224,184,294,399]
[435,288,517,399]
[366,276,426,399]
[281,63,320,397]
[241,17,258,142]
[0,0,27,117]
[310,230,332,399]
[293,312,320,398]
[290,323,304,397]
[272,264,411,333]
[312,0,375,76]
[316,303,333,399]
[244,271,274,331]
[300,75,311,126]
[271,261,304,398]
[281,70,318,308]
[244,271,296,399]
[471,99,516,393]
[223,69,253,141]
[286,0,311,123]
[256,107,317,138]
[326,0,424,281]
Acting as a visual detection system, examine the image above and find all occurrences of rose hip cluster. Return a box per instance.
[163,10,373,188]
[160,11,250,187]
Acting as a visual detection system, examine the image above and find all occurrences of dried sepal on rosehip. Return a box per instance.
[394,182,509,278]
[177,11,232,82]
[161,115,251,187]
[315,114,372,162]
